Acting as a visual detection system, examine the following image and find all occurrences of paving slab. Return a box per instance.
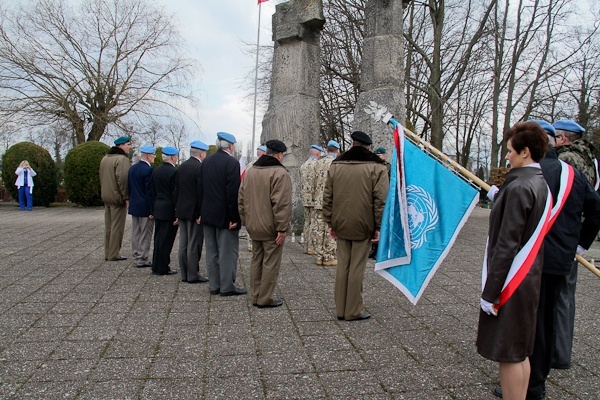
[0,204,598,399]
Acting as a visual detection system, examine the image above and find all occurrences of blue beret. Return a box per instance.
[310,144,323,152]
[527,120,556,137]
[114,136,131,145]
[190,140,209,151]
[162,146,178,156]
[553,120,585,134]
[140,145,156,154]
[217,132,237,144]
[257,145,267,152]
[327,140,340,149]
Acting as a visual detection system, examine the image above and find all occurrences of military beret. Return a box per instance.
[257,145,267,152]
[374,147,386,154]
[140,145,156,154]
[351,131,372,145]
[553,120,585,134]
[190,140,209,151]
[217,131,237,144]
[114,136,131,145]
[162,146,178,156]
[527,120,556,137]
[310,144,323,152]
[266,139,287,153]
[327,140,340,149]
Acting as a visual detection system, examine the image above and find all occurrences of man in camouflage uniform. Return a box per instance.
[300,144,322,254]
[552,119,599,369]
[313,140,340,266]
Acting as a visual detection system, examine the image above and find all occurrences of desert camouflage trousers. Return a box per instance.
[303,206,317,254]
[314,210,337,262]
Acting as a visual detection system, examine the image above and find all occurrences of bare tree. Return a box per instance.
[0,0,197,145]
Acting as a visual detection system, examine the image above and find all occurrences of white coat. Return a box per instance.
[15,167,37,194]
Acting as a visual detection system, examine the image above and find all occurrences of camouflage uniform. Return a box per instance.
[313,154,337,265]
[300,156,319,254]
[556,139,598,188]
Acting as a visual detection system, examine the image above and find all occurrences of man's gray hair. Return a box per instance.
[216,139,232,150]
[190,148,202,158]
[556,129,581,142]
[547,134,556,147]
[161,154,172,162]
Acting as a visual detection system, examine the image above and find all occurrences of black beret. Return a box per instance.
[266,139,287,153]
[351,131,372,145]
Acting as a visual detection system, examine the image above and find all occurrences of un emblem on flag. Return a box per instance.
[407,185,439,249]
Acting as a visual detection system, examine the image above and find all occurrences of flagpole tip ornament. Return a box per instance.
[364,102,394,125]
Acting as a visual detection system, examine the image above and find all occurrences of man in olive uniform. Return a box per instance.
[323,131,389,321]
[312,140,340,266]
[99,136,132,261]
[299,144,322,254]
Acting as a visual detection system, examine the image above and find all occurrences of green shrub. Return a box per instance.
[64,141,110,206]
[151,147,163,168]
[1,142,57,206]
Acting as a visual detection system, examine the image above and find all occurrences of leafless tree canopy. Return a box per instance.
[0,0,197,145]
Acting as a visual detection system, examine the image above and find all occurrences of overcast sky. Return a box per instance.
[156,0,281,152]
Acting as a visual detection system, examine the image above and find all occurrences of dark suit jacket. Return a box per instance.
[128,160,154,217]
[152,162,178,221]
[199,150,241,229]
[540,147,600,275]
[176,157,202,220]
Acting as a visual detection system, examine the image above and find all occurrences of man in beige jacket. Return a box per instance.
[323,131,389,321]
[99,136,132,261]
[238,140,292,308]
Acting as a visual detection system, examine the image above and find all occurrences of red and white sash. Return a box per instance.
[481,164,576,311]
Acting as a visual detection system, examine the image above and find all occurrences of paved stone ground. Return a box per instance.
[0,204,598,399]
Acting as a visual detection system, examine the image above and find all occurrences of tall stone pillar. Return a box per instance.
[353,0,407,154]
[261,0,325,231]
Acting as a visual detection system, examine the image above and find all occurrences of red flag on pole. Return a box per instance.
[258,0,269,4]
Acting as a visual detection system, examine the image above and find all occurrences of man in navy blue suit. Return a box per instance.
[199,132,246,296]
[176,140,210,284]
[128,145,156,268]
[151,146,179,276]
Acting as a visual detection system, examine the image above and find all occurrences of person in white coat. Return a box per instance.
[14,160,36,211]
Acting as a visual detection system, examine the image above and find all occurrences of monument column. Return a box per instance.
[261,0,325,230]
[353,0,407,153]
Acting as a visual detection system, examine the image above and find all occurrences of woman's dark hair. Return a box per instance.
[504,122,548,162]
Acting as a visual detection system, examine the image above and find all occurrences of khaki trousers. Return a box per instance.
[104,205,127,260]
[131,216,154,266]
[250,239,284,306]
[335,238,370,320]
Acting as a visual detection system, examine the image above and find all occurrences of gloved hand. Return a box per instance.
[486,185,499,202]
[576,245,586,255]
[480,298,497,316]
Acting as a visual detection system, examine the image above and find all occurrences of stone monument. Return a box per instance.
[353,0,407,153]
[261,0,325,231]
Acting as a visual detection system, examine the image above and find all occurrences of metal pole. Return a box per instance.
[250,3,262,162]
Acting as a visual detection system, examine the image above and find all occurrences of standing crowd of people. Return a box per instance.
[96,118,600,398]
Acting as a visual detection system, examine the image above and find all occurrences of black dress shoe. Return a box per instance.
[187,278,209,284]
[337,316,344,321]
[346,311,371,321]
[153,269,177,276]
[492,387,502,398]
[257,299,283,308]
[110,256,127,261]
[220,287,247,296]
[210,289,220,295]
[135,264,151,268]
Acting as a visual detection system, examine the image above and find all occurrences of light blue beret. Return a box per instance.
[327,140,340,149]
[114,136,131,145]
[553,120,585,134]
[257,145,267,152]
[140,145,156,154]
[162,146,178,156]
[310,144,323,152]
[190,140,209,151]
[527,120,556,137]
[217,132,237,144]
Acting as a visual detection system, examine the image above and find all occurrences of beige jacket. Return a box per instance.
[99,148,130,206]
[239,155,292,241]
